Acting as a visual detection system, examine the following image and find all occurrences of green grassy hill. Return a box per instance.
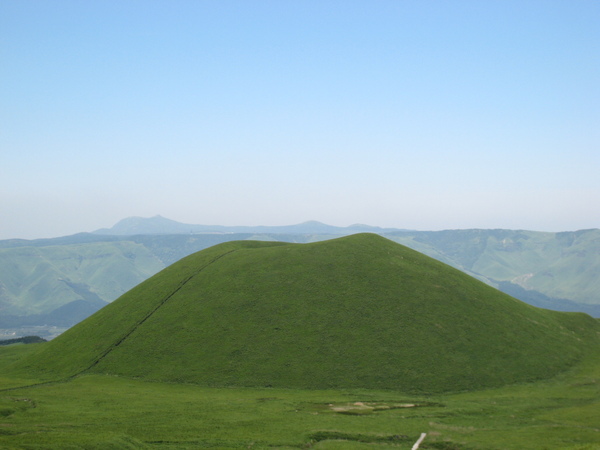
[2,227,599,334]
[10,234,600,393]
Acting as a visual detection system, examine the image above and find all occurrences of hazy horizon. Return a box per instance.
[2,214,599,242]
[2,1,598,240]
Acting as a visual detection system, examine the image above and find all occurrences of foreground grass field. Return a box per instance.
[1,343,600,449]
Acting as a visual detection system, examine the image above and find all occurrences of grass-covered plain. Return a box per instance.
[1,342,600,449]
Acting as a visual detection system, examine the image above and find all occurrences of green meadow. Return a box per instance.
[1,345,600,449]
[2,235,599,448]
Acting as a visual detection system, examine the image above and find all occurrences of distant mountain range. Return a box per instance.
[92,215,401,236]
[1,216,599,337]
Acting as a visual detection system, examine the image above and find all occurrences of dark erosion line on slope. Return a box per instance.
[77,249,240,375]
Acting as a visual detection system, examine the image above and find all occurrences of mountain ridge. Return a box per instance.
[92,215,407,236]
[93,215,598,236]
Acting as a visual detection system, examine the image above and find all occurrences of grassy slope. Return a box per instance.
[10,234,600,394]
[1,343,600,449]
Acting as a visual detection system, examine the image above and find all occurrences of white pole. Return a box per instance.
[411,433,427,450]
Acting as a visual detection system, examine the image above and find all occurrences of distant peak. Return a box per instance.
[299,220,326,225]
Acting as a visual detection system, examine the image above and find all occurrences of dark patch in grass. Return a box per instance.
[256,397,279,402]
[146,439,252,448]
[0,397,36,419]
[336,409,372,416]
[422,442,474,449]
[309,430,411,444]
[0,408,15,417]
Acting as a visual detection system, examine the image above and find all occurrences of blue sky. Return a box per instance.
[1,1,598,239]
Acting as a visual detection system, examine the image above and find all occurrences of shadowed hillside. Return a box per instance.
[9,234,600,393]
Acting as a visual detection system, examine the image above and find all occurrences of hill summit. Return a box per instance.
[14,234,600,392]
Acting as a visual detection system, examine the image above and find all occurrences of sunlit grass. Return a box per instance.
[1,368,600,449]
[1,345,600,449]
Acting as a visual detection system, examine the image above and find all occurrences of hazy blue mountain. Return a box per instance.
[385,228,600,306]
[92,215,400,236]
[0,232,123,249]
[496,281,600,317]
[0,298,107,328]
[93,215,201,235]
